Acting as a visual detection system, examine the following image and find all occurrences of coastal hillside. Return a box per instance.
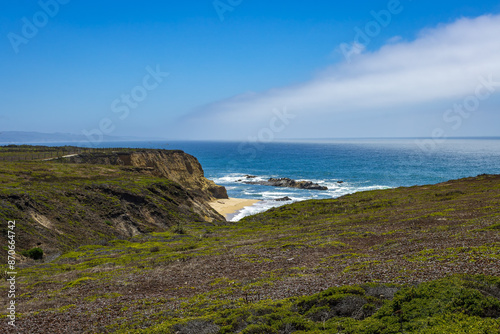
[0,146,227,258]
[65,149,228,200]
[1,169,499,333]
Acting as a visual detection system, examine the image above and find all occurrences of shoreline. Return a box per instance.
[209,198,259,219]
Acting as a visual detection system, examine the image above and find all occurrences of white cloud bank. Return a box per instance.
[172,14,500,139]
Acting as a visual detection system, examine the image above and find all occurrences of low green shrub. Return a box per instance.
[21,247,43,260]
[172,222,187,234]
[145,275,500,334]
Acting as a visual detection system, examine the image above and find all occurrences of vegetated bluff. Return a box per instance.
[0,148,227,258]
[66,149,228,200]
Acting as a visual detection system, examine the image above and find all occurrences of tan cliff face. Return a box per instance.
[68,149,228,200]
[127,150,228,200]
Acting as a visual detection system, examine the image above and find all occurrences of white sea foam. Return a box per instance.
[210,174,246,184]
[260,191,293,198]
[227,183,392,221]
[213,173,392,221]
[211,173,269,185]
[229,199,295,222]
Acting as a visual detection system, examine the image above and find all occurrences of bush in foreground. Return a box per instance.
[141,275,500,334]
[21,247,43,260]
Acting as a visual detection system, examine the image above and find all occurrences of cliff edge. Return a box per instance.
[67,149,228,200]
[0,147,228,258]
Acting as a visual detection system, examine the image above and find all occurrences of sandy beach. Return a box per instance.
[209,198,259,219]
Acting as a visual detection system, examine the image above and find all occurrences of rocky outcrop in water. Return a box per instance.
[274,196,292,201]
[243,177,328,190]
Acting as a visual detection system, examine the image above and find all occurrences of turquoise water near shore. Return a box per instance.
[18,138,500,220]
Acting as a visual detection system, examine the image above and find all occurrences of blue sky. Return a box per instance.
[1,0,500,141]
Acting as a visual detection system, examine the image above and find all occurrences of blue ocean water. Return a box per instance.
[18,138,500,220]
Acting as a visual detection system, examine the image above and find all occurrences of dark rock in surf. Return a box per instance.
[274,196,292,201]
[244,177,328,191]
